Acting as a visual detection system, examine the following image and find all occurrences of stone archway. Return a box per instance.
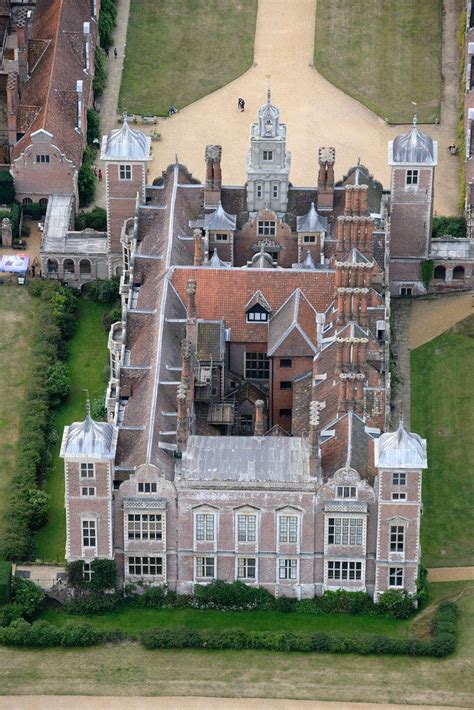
[433,265,446,280]
[452,265,465,280]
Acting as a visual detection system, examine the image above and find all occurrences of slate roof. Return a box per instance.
[267,289,318,356]
[177,435,310,482]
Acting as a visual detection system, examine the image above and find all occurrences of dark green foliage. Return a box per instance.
[0,561,12,604]
[0,169,15,204]
[65,592,121,615]
[101,306,122,332]
[0,603,23,627]
[99,0,117,50]
[78,160,96,208]
[75,207,107,232]
[90,559,117,592]
[416,566,429,608]
[20,223,30,237]
[83,277,119,304]
[11,577,45,618]
[22,202,47,219]
[90,396,107,421]
[376,590,416,619]
[0,282,78,561]
[421,259,434,289]
[432,216,466,239]
[87,108,101,147]
[93,46,107,98]
[138,585,169,608]
[0,618,100,647]
[67,560,86,590]
[47,361,71,407]
[10,202,20,239]
[193,580,276,610]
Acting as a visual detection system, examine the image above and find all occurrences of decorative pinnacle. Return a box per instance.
[83,389,91,420]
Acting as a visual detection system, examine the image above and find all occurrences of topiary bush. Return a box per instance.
[46,361,71,407]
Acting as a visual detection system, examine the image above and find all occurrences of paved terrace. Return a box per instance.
[98,0,460,216]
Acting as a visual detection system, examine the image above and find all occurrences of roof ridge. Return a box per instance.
[41,0,65,131]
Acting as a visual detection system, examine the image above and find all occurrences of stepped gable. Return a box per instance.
[12,0,95,167]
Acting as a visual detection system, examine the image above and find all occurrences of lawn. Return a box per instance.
[39,604,409,638]
[411,316,474,568]
[0,286,37,541]
[119,0,258,115]
[1,582,472,705]
[314,0,442,124]
[35,299,110,563]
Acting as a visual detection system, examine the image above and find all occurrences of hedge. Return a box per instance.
[0,562,11,604]
[432,216,466,239]
[99,0,117,51]
[0,282,79,561]
[140,602,458,657]
[0,619,100,647]
[22,202,47,220]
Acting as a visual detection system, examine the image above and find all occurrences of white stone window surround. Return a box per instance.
[137,481,158,493]
[388,516,409,562]
[323,558,366,591]
[257,220,276,237]
[81,516,97,555]
[256,182,263,199]
[193,506,218,551]
[119,164,132,180]
[236,556,258,582]
[80,462,95,479]
[388,566,404,588]
[234,507,259,547]
[276,507,302,552]
[392,472,407,486]
[391,492,407,501]
[326,516,364,546]
[81,486,96,497]
[262,150,273,161]
[336,485,357,499]
[123,498,167,553]
[127,555,165,578]
[405,169,419,187]
[127,512,163,542]
[277,557,298,581]
[194,555,216,581]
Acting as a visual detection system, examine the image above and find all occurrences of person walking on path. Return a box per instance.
[114,47,118,59]
[98,169,103,182]
[105,47,110,58]
[238,97,245,111]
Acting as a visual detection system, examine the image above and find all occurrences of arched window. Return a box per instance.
[63,259,74,275]
[79,259,92,276]
[39,198,48,206]
[47,258,58,273]
[22,197,32,205]
[433,265,446,280]
[453,265,465,280]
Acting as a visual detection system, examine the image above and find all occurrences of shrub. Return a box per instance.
[376,590,415,619]
[87,108,101,147]
[78,160,96,207]
[47,361,71,407]
[10,202,20,239]
[83,277,119,304]
[99,0,117,50]
[93,46,107,98]
[432,216,466,239]
[75,206,107,232]
[139,585,168,609]
[67,560,86,590]
[416,566,429,608]
[0,561,11,604]
[26,488,49,529]
[141,627,203,650]
[89,559,117,592]
[11,577,45,618]
[0,619,100,647]
[22,203,47,219]
[102,306,122,332]
[91,396,107,421]
[66,592,121,615]
[0,603,23,627]
[21,223,30,237]
[0,169,15,204]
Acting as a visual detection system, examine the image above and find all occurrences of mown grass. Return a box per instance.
[1,582,472,704]
[119,0,258,115]
[314,0,442,123]
[39,604,409,638]
[0,286,37,541]
[411,316,474,568]
[35,300,109,562]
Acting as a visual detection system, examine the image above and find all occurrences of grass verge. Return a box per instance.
[0,286,37,541]
[411,316,474,567]
[0,582,472,704]
[35,299,109,562]
[314,0,442,123]
[119,0,258,115]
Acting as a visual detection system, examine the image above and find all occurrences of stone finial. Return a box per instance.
[254,399,264,437]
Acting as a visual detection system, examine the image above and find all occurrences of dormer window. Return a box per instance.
[263,150,273,161]
[246,303,269,323]
[303,235,316,243]
[336,485,356,499]
[214,233,228,242]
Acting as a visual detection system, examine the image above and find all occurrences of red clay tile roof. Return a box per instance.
[13,0,95,167]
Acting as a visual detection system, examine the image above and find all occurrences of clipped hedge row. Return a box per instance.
[140,602,458,658]
[0,562,11,604]
[0,619,100,647]
[128,581,418,620]
[0,281,78,561]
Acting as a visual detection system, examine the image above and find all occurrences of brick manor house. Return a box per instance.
[61,93,431,599]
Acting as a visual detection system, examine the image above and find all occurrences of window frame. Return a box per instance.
[245,351,270,380]
[195,512,216,542]
[81,486,96,497]
[262,150,273,162]
[327,560,362,581]
[119,164,132,181]
[214,233,228,242]
[303,234,316,243]
[390,525,405,552]
[195,556,215,579]
[406,169,419,186]
[389,566,404,587]
[327,517,364,546]
[127,513,163,541]
[279,358,292,368]
[392,472,407,486]
[336,486,357,499]
[127,555,163,576]
[80,462,95,479]
[256,183,263,199]
[392,492,407,501]
[278,558,297,580]
[278,514,299,544]
[257,220,276,237]
[237,513,257,543]
[138,482,158,494]
[279,380,292,390]
[237,557,257,580]
[36,154,50,164]
[82,518,96,548]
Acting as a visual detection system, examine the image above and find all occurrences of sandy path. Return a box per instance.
[409,293,474,349]
[0,698,464,710]
[139,0,458,216]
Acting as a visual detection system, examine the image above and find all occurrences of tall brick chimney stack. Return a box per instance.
[308,400,325,477]
[254,399,264,436]
[193,228,203,266]
[6,73,18,153]
[176,382,189,453]
[316,147,335,212]
[185,279,197,344]
[16,10,29,87]
[204,145,222,208]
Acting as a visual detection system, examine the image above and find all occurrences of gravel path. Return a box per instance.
[136,0,459,216]
[409,293,474,349]
[428,567,474,582]
[0,698,464,710]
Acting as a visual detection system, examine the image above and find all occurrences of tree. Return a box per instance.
[27,488,49,530]
[75,207,107,232]
[93,47,107,99]
[0,170,15,205]
[78,162,96,207]
[87,108,100,147]
[47,361,71,406]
